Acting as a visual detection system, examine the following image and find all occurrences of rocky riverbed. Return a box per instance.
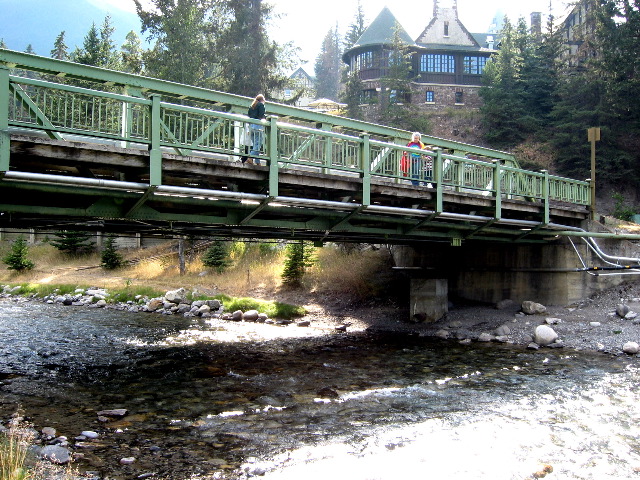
[2,279,640,479]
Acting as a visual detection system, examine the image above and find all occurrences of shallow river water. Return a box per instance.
[1,298,640,479]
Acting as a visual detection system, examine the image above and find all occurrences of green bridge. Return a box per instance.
[0,48,593,245]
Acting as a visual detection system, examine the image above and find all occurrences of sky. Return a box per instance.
[91,0,572,70]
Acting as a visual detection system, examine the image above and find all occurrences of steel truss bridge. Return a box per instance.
[0,49,592,246]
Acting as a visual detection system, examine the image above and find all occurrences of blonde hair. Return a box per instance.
[251,94,265,109]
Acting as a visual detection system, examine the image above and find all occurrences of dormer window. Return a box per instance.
[444,21,449,37]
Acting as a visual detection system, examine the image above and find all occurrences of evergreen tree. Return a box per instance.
[121,31,144,74]
[72,23,102,66]
[340,68,364,120]
[315,26,342,100]
[281,241,315,288]
[3,236,34,272]
[343,1,366,50]
[378,26,428,132]
[101,234,124,270]
[202,241,230,273]
[51,31,69,60]
[135,0,220,87]
[0,39,7,49]
[50,231,93,255]
[215,0,293,97]
[479,18,528,147]
[24,44,35,54]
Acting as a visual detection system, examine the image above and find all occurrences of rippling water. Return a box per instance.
[0,298,639,479]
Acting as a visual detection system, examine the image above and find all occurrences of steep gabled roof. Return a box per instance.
[351,6,415,49]
[415,3,480,49]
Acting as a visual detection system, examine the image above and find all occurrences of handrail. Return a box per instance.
[0,48,591,215]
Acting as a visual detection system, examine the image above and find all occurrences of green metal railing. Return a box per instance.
[0,49,590,217]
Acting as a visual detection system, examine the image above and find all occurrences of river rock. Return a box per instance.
[494,325,511,336]
[626,312,638,320]
[617,304,631,318]
[41,426,57,438]
[165,288,186,304]
[40,445,71,464]
[231,310,243,321]
[197,305,211,316]
[147,298,164,312]
[545,317,561,325]
[97,409,128,417]
[534,325,558,346]
[435,329,450,339]
[243,310,259,322]
[522,301,547,315]
[477,332,494,342]
[120,457,136,465]
[622,342,640,355]
[81,431,99,439]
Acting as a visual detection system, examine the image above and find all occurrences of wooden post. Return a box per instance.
[587,127,601,220]
[178,237,185,276]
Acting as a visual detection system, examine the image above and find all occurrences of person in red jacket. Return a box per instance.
[401,132,426,185]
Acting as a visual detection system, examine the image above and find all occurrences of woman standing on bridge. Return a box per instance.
[402,132,426,186]
[247,94,266,165]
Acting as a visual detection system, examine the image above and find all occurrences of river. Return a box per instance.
[0,297,639,479]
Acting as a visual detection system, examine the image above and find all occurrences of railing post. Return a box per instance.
[541,169,550,224]
[493,160,502,220]
[320,123,332,174]
[149,94,162,186]
[268,116,279,197]
[0,65,10,173]
[456,157,464,192]
[433,148,443,214]
[360,133,370,206]
[122,85,144,148]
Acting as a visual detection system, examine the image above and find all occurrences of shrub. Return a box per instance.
[3,236,34,272]
[281,241,315,288]
[101,234,124,270]
[202,241,230,273]
[50,230,93,255]
[612,192,635,222]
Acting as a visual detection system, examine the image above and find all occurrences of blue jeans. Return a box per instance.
[410,154,421,185]
[249,124,264,164]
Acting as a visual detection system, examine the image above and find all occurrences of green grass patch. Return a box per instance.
[108,286,165,304]
[220,296,305,319]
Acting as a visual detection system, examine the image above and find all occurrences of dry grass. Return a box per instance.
[0,241,394,305]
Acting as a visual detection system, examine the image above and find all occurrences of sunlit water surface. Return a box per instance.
[0,299,638,479]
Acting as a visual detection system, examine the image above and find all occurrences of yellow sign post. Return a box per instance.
[588,127,601,220]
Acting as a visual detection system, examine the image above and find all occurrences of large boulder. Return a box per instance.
[243,310,259,322]
[40,445,71,464]
[534,325,558,346]
[146,298,164,312]
[522,301,547,315]
[165,288,187,304]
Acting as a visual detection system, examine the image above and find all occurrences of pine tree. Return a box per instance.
[202,241,230,273]
[51,31,69,60]
[24,44,35,54]
[341,68,364,120]
[281,241,315,288]
[50,231,93,256]
[135,0,220,87]
[343,1,366,50]
[121,31,144,74]
[379,26,428,132]
[479,18,528,147]
[215,0,292,97]
[0,39,7,49]
[101,234,124,270]
[72,23,101,66]
[315,26,342,100]
[3,236,34,272]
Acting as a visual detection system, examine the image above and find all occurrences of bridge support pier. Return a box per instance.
[410,278,448,323]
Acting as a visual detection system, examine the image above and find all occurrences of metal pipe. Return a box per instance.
[3,171,148,191]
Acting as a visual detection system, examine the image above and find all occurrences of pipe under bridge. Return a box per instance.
[0,48,594,246]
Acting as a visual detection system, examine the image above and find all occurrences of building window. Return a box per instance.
[463,56,488,74]
[426,91,435,103]
[444,21,449,37]
[353,51,374,71]
[420,54,455,73]
[360,89,377,104]
[455,91,464,104]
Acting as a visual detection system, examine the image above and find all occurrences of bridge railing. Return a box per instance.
[0,49,591,211]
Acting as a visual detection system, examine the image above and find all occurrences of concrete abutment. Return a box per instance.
[395,226,640,322]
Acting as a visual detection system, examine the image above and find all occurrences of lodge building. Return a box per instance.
[342,0,500,111]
